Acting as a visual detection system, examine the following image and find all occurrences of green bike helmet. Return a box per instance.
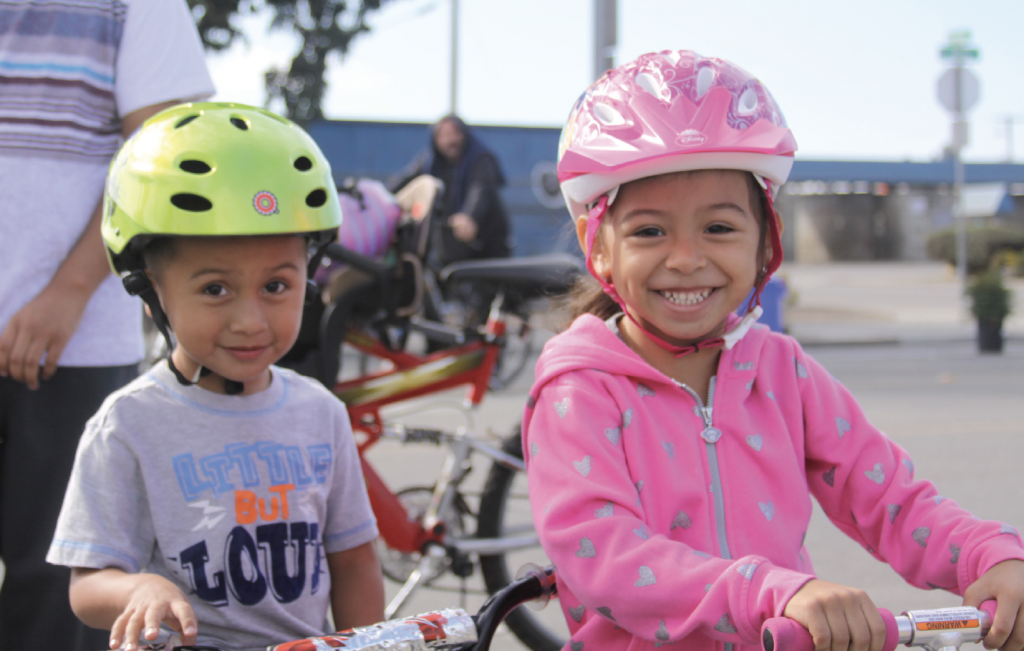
[103,101,342,273]
[102,102,343,394]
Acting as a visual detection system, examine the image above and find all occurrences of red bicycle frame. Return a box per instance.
[332,316,508,555]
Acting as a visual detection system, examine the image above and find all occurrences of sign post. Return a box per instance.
[938,31,980,290]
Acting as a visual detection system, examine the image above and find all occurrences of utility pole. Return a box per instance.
[450,0,458,114]
[997,115,1022,162]
[937,30,980,290]
[593,0,616,81]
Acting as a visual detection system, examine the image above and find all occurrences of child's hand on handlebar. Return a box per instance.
[782,579,888,651]
[963,559,1024,651]
[109,574,197,650]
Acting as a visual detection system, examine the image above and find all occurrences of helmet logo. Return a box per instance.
[253,191,279,215]
[675,130,708,147]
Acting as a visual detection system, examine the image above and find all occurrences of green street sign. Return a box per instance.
[941,30,979,60]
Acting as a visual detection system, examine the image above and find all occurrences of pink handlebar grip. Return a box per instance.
[761,609,898,651]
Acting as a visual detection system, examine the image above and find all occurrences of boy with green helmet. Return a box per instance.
[46,103,384,651]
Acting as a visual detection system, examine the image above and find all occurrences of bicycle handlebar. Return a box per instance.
[762,602,996,651]
[323,242,392,277]
[260,566,557,651]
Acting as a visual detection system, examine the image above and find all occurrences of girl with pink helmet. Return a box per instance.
[523,50,1024,651]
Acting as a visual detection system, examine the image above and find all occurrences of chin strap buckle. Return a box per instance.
[723,305,763,350]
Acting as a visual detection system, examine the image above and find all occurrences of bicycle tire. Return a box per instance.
[477,426,566,651]
[489,324,534,391]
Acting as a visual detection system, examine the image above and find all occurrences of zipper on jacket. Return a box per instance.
[674,376,732,561]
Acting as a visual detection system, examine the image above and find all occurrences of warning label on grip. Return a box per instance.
[912,608,980,631]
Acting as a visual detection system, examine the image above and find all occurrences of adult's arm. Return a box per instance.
[386,151,430,194]
[0,100,182,389]
[457,154,503,220]
[449,155,508,250]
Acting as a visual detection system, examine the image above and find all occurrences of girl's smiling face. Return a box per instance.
[589,170,768,349]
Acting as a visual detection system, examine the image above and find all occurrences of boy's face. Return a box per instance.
[150,235,307,395]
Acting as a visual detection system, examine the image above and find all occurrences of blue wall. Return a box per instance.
[307,119,1024,257]
[306,120,574,257]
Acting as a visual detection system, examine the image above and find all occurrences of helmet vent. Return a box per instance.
[737,88,758,115]
[695,66,715,99]
[305,189,327,208]
[171,193,213,212]
[594,103,625,126]
[179,160,212,174]
[635,72,663,99]
[175,115,199,129]
[230,117,249,131]
[294,156,313,171]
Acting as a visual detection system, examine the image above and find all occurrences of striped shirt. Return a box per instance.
[0,0,127,160]
[0,0,214,366]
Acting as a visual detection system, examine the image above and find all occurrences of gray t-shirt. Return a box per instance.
[48,362,379,651]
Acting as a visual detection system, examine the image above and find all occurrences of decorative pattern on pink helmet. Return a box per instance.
[558,50,798,218]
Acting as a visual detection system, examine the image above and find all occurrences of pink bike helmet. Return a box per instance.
[557,50,797,355]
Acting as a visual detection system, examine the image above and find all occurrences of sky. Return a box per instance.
[205,0,1024,163]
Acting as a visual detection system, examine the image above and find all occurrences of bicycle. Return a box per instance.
[269,167,579,651]
[304,237,576,651]
[763,602,998,651]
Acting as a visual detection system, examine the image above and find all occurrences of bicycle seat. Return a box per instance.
[439,253,582,298]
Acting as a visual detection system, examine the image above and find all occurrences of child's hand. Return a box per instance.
[964,559,1024,651]
[783,579,887,651]
[109,574,197,650]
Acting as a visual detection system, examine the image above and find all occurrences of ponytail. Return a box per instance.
[562,274,620,329]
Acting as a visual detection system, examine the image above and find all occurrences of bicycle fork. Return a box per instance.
[369,427,539,620]
[382,434,475,619]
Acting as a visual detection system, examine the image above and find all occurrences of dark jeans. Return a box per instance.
[0,364,137,651]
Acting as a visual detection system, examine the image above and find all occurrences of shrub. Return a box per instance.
[926,226,1024,274]
[965,270,1013,322]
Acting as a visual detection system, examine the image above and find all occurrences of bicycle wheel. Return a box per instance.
[478,426,567,651]
[375,486,465,585]
[489,320,535,391]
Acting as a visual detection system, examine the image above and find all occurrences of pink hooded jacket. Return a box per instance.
[523,314,1024,651]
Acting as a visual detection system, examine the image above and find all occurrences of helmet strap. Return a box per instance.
[122,270,245,395]
[746,179,783,313]
[305,240,331,305]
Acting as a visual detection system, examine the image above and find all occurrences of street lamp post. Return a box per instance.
[450,0,458,114]
[593,0,616,81]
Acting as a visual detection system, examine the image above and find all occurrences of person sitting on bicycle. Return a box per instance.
[46,103,384,651]
[523,51,1024,651]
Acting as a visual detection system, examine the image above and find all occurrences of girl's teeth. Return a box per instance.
[660,289,711,305]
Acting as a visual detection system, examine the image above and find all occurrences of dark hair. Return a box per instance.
[139,236,178,278]
[561,170,771,329]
